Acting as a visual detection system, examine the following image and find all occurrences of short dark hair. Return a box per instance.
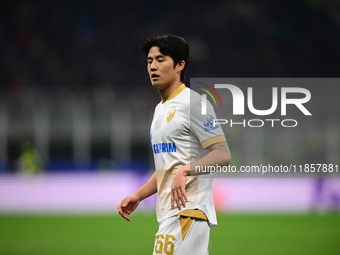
[142,34,189,82]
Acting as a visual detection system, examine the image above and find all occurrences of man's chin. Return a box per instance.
[151,81,162,89]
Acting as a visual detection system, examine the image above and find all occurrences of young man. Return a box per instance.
[118,34,231,255]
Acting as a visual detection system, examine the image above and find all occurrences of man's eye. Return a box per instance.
[158,59,164,62]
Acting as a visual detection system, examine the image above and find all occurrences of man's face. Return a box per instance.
[147,46,181,89]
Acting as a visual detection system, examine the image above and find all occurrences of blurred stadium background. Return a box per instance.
[0,0,339,254]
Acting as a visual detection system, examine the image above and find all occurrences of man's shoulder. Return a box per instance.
[153,102,162,113]
[187,87,203,108]
[178,87,202,107]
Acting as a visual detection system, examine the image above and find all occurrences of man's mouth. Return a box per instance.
[151,74,159,80]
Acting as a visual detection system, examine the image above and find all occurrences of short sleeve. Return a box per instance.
[190,99,226,149]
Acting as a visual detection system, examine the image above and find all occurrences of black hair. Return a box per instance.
[142,34,189,82]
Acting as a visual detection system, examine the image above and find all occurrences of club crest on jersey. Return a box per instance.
[167,106,176,123]
[204,117,219,132]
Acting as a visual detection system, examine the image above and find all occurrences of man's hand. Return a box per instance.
[118,194,141,221]
[171,167,188,210]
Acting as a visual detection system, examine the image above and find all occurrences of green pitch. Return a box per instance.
[0,213,339,255]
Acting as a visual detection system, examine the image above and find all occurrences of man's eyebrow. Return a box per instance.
[147,54,166,60]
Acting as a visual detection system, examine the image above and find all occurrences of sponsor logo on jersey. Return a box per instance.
[153,142,176,154]
[204,117,219,132]
[166,106,176,123]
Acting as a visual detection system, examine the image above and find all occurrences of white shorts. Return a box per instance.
[152,215,210,255]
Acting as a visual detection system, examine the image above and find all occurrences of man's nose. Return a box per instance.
[150,61,157,70]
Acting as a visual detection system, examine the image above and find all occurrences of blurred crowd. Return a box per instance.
[0,0,339,172]
[1,0,340,97]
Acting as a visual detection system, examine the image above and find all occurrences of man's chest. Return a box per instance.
[150,104,189,143]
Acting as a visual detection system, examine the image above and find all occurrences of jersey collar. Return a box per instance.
[165,84,186,103]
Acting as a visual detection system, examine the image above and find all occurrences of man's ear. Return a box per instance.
[176,60,185,72]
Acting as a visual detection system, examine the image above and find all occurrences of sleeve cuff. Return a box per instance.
[201,135,226,149]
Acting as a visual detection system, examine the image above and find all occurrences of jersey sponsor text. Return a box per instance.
[153,142,177,154]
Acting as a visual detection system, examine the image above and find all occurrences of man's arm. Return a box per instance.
[171,141,231,210]
[118,172,157,221]
[190,141,231,174]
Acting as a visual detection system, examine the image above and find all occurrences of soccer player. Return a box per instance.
[118,34,231,255]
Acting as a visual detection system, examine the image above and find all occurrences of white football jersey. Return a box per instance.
[150,84,226,227]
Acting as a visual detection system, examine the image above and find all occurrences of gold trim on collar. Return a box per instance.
[165,84,186,102]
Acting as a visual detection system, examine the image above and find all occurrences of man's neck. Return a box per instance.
[158,81,183,103]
